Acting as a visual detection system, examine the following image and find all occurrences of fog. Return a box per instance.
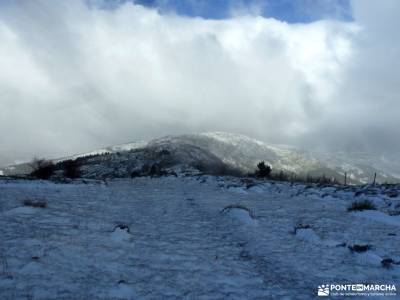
[0,0,399,166]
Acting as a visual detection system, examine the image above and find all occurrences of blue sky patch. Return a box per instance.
[100,0,353,23]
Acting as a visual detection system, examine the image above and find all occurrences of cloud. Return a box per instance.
[0,0,398,165]
[301,0,400,154]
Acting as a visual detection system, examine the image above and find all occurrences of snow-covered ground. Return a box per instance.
[1,176,399,299]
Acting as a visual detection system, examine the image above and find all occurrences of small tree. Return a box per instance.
[256,161,271,178]
[30,158,55,179]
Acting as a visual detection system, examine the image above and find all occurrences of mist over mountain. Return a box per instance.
[2,132,399,184]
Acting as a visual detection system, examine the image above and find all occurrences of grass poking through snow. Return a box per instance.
[23,199,47,208]
[347,200,376,212]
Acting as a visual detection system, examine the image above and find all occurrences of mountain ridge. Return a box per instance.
[1,132,399,184]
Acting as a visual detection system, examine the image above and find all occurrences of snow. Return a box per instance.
[355,251,383,267]
[295,228,321,244]
[111,227,132,242]
[107,282,138,299]
[4,206,38,215]
[353,210,400,227]
[1,176,399,299]
[223,207,257,226]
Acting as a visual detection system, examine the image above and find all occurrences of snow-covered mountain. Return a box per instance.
[2,135,400,298]
[1,132,399,184]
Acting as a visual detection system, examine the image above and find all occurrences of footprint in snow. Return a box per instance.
[19,261,46,275]
[108,281,139,299]
[347,244,396,268]
[294,227,321,244]
[354,251,383,267]
[352,210,400,227]
[4,206,38,216]
[228,186,248,194]
[111,225,132,242]
[294,225,346,247]
[221,205,257,226]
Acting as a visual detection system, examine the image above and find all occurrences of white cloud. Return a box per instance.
[0,0,398,165]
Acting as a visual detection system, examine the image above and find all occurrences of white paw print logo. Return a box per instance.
[318,285,330,296]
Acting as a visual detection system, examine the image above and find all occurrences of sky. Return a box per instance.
[0,0,399,166]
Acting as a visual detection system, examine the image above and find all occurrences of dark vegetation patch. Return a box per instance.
[386,190,399,198]
[255,161,271,178]
[131,163,177,178]
[388,211,400,216]
[193,161,243,177]
[347,200,376,212]
[29,157,84,180]
[29,158,55,180]
[23,199,47,208]
[381,258,400,269]
[250,161,342,185]
[348,244,371,253]
[56,159,82,179]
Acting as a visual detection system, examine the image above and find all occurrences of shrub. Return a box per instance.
[348,244,371,253]
[347,200,376,212]
[23,199,47,208]
[256,161,271,178]
[130,170,141,178]
[149,164,168,177]
[193,161,243,177]
[381,258,400,269]
[296,173,340,185]
[62,159,81,179]
[30,158,55,179]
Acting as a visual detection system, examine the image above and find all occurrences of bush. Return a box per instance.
[348,244,371,253]
[193,161,243,177]
[149,164,165,177]
[347,200,376,212]
[30,158,55,179]
[23,199,47,208]
[130,170,141,178]
[256,161,271,178]
[62,159,81,179]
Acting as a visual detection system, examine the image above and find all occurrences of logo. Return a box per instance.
[317,283,397,297]
[318,285,330,296]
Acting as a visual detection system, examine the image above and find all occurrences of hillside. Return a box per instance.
[1,132,399,184]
